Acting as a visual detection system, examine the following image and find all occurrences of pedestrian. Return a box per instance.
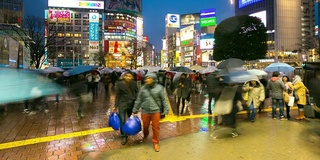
[282,76,294,119]
[242,78,265,123]
[132,72,169,152]
[86,72,95,95]
[69,74,88,119]
[176,73,191,115]
[266,71,286,120]
[292,75,309,120]
[112,72,138,145]
[92,71,101,96]
[205,72,223,114]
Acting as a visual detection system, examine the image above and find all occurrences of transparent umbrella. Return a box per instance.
[0,68,63,104]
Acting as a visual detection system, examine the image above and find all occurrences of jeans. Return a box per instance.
[272,98,284,117]
[247,104,256,121]
[119,104,134,137]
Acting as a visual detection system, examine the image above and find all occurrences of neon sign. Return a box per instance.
[238,0,263,9]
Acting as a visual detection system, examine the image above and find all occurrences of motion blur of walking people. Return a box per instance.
[69,74,89,119]
[205,72,223,115]
[175,73,191,115]
[113,72,138,145]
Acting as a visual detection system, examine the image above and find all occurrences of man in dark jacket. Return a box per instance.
[266,71,286,120]
[205,72,223,114]
[69,74,88,119]
[113,72,138,145]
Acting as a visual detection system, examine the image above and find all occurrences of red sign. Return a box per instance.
[143,36,148,42]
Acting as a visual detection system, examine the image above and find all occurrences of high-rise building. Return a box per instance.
[0,0,23,25]
[235,0,315,64]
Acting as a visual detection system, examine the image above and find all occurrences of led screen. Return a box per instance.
[238,0,263,9]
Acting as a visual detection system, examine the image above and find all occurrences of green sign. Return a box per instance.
[200,17,216,27]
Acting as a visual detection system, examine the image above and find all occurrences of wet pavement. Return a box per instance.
[0,83,319,160]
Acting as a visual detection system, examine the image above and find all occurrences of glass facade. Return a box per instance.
[0,0,23,24]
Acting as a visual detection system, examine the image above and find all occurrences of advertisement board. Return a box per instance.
[180,25,194,42]
[105,0,142,14]
[200,17,216,27]
[238,0,263,9]
[136,17,144,42]
[200,8,216,18]
[89,22,99,41]
[181,13,200,26]
[315,2,320,36]
[166,14,180,28]
[200,33,214,50]
[48,0,104,9]
[249,10,267,27]
[48,10,71,23]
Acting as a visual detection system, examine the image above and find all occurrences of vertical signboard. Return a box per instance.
[89,13,100,56]
[315,2,319,36]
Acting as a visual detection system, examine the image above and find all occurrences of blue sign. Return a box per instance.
[89,22,99,41]
[200,33,214,40]
[200,8,216,19]
[169,15,178,23]
[238,0,263,9]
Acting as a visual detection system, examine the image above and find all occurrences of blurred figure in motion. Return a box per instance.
[242,78,265,123]
[205,72,223,115]
[23,96,48,115]
[92,71,101,96]
[132,72,169,152]
[101,73,112,93]
[69,74,88,119]
[86,72,95,96]
[113,72,138,145]
[266,71,286,120]
[176,73,191,115]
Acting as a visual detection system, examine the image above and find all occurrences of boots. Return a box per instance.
[295,109,305,120]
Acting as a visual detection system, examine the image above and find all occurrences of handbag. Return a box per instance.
[283,92,290,103]
[288,96,295,107]
[122,116,142,135]
[147,88,166,119]
[108,112,120,130]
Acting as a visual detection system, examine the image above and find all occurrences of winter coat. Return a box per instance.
[133,73,169,114]
[242,81,265,108]
[294,81,309,105]
[115,80,138,110]
[266,77,285,99]
[205,73,224,95]
[176,77,191,99]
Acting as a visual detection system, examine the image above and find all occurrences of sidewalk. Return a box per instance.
[82,115,320,160]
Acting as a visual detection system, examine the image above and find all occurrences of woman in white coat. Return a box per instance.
[242,78,265,123]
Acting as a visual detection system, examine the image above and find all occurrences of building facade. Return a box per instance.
[0,0,23,25]
[235,0,317,65]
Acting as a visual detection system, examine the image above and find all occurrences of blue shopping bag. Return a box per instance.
[108,112,120,130]
[122,116,142,135]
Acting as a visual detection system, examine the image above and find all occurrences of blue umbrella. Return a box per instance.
[264,63,295,73]
[63,65,98,76]
[0,68,63,104]
[222,71,258,84]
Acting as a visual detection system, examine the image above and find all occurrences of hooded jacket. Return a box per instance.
[242,79,265,108]
[293,75,309,105]
[266,76,285,99]
[133,72,169,114]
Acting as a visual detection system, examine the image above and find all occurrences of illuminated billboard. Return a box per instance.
[166,14,180,28]
[180,25,194,46]
[48,10,71,23]
[200,33,214,50]
[238,0,263,9]
[250,10,267,27]
[181,13,200,26]
[105,0,142,14]
[200,8,216,27]
[48,0,104,9]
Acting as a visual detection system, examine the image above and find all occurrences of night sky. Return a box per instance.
[24,0,234,52]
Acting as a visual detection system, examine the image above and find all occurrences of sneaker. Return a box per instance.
[231,132,239,138]
[22,109,29,114]
[250,120,255,123]
[121,137,127,145]
[77,114,84,119]
[44,109,49,114]
[280,116,287,121]
[272,116,276,120]
[28,111,37,116]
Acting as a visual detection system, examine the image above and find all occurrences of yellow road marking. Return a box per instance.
[0,104,298,150]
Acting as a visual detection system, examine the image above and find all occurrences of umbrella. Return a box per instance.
[222,71,258,84]
[190,65,204,71]
[63,65,98,76]
[148,66,162,73]
[217,67,247,77]
[200,66,218,74]
[172,72,183,85]
[247,69,268,76]
[264,63,295,73]
[135,70,145,75]
[43,67,64,73]
[100,68,112,74]
[170,66,193,73]
[0,68,63,104]
[217,58,246,69]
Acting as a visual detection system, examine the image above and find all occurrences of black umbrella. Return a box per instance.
[217,58,246,69]
[170,66,193,73]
